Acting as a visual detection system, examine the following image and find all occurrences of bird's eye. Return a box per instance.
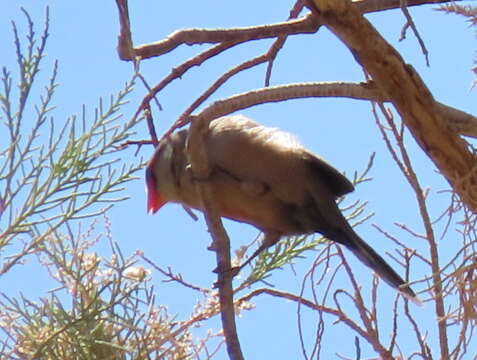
[145,164,157,191]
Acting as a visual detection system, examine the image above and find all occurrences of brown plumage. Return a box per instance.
[146,115,419,304]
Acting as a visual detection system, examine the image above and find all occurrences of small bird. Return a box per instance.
[146,115,419,303]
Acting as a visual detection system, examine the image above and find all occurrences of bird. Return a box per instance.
[146,114,419,303]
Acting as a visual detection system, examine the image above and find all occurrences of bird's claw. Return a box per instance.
[212,265,241,276]
[212,265,242,288]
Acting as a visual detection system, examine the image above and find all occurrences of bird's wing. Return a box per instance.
[206,115,353,202]
[303,152,354,197]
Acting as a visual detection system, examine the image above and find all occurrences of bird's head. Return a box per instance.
[145,161,166,214]
[145,130,188,214]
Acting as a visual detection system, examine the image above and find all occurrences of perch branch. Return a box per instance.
[187,117,244,360]
[185,81,477,139]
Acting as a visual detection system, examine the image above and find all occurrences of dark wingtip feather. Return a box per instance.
[304,153,354,197]
[328,226,421,305]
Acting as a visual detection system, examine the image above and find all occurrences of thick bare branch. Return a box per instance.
[130,14,319,60]
[185,81,477,139]
[308,1,477,211]
[115,0,135,60]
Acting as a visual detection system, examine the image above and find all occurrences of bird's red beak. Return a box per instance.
[147,189,166,214]
[145,162,167,214]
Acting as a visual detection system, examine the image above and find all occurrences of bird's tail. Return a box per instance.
[329,227,421,305]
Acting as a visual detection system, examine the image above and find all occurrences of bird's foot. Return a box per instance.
[212,265,241,277]
[212,266,241,288]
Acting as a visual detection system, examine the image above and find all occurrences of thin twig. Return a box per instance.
[238,287,373,343]
[398,0,430,66]
[374,102,450,359]
[264,0,307,86]
[134,41,241,133]
[139,253,210,294]
[144,104,158,147]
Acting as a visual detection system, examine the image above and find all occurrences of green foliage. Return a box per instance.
[0,219,192,359]
[0,10,193,358]
[0,8,144,274]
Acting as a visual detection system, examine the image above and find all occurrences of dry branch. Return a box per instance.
[115,0,462,62]
[183,81,477,139]
[307,0,477,212]
[115,0,134,60]
[135,15,318,60]
[373,101,450,358]
[187,118,244,360]
[355,0,462,13]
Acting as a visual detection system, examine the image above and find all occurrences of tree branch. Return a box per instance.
[187,117,244,360]
[286,0,477,211]
[238,288,372,346]
[373,102,449,358]
[115,0,135,60]
[184,81,477,139]
[115,0,462,62]
[355,0,462,13]
[126,14,319,60]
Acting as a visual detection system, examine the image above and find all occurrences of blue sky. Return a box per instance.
[1,1,476,359]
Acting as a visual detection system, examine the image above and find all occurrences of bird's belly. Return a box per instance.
[179,178,300,234]
[214,194,293,234]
